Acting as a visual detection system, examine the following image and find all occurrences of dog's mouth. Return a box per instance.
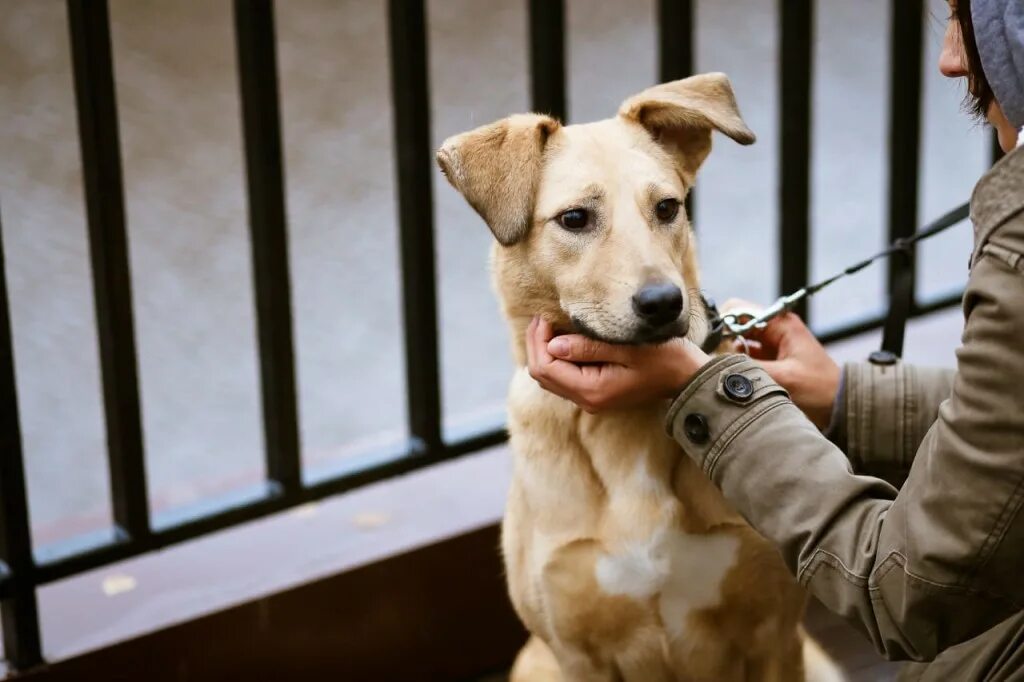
[570,315,689,346]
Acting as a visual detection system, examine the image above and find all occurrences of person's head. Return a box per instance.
[940,0,1023,151]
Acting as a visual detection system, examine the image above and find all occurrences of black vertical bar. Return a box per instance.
[67,0,150,541]
[657,0,693,82]
[528,0,567,120]
[658,0,696,223]
[388,0,442,456]
[886,0,923,287]
[234,0,302,494]
[0,213,43,671]
[779,0,813,320]
[881,0,923,354]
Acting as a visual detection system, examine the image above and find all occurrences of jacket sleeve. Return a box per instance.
[665,245,1024,660]
[830,362,955,487]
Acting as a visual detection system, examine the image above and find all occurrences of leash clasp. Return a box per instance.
[699,289,807,353]
[720,308,769,335]
[720,288,808,339]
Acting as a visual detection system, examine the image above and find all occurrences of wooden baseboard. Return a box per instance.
[12,524,527,681]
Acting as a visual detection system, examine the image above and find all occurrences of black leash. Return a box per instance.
[700,201,971,354]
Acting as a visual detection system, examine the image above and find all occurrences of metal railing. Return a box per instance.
[0,0,987,671]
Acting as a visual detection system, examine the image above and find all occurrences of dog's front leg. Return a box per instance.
[549,642,622,682]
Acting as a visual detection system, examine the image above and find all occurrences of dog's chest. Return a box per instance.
[596,458,740,637]
[506,369,741,637]
[597,519,740,638]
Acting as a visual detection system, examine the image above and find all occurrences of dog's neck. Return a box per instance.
[506,311,568,367]
[509,317,531,367]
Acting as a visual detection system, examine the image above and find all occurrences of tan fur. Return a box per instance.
[437,113,560,246]
[619,73,756,182]
[438,74,844,682]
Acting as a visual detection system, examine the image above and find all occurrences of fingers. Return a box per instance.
[746,311,814,354]
[735,338,768,359]
[525,316,539,367]
[526,317,629,412]
[534,316,555,344]
[547,333,630,365]
[527,317,585,396]
[526,317,557,377]
[568,364,626,413]
[719,299,793,360]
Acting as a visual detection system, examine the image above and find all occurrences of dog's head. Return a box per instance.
[437,73,754,345]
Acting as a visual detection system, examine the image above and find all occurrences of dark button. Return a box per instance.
[723,373,754,401]
[868,350,899,366]
[683,413,710,444]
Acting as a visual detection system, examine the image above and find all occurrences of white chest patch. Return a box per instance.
[595,527,739,638]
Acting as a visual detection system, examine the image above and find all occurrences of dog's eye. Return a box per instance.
[655,199,680,223]
[557,208,590,231]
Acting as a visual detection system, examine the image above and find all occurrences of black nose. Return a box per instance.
[632,282,683,327]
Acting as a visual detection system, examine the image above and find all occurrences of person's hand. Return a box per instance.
[525,317,711,413]
[726,300,841,430]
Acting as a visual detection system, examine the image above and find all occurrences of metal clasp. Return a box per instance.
[720,288,808,338]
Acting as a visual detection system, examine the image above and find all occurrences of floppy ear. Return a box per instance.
[436,114,560,246]
[618,72,755,181]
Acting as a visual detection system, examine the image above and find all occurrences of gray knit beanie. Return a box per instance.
[972,0,1024,128]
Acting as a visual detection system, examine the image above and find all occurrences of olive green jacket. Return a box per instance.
[667,146,1024,680]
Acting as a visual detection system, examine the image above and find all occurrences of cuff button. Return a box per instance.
[723,373,754,401]
[868,350,899,366]
[683,414,710,444]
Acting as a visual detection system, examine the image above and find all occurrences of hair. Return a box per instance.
[954,0,995,117]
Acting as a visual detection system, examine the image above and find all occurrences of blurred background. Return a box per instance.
[1,0,985,562]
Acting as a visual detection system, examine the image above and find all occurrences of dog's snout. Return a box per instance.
[632,282,683,327]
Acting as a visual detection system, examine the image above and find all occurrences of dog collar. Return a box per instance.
[699,294,727,354]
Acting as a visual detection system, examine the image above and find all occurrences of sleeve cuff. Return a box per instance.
[843,360,910,477]
[822,367,848,450]
[665,355,791,476]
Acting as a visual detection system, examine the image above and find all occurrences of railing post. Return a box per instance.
[881,0,924,356]
[779,0,814,321]
[528,0,567,121]
[0,209,43,671]
[388,0,443,456]
[657,0,696,222]
[657,0,694,82]
[67,0,151,542]
[234,0,303,494]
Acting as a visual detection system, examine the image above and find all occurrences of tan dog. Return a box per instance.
[437,74,844,682]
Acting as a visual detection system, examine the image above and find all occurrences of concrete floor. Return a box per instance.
[0,0,986,547]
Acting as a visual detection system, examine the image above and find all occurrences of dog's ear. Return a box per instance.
[618,73,755,181]
[437,114,560,246]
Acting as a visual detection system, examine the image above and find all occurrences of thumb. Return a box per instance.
[548,334,629,364]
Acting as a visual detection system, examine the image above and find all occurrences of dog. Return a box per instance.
[437,73,844,682]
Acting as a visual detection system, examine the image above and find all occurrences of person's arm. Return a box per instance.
[663,244,1024,660]
[742,309,957,487]
[830,361,956,486]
